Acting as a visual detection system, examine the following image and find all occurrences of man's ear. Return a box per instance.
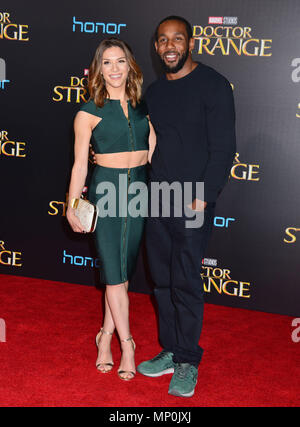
[189,37,195,53]
[154,41,158,52]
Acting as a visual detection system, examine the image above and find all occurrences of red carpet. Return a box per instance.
[0,274,299,407]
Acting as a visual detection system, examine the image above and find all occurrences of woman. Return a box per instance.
[66,38,156,381]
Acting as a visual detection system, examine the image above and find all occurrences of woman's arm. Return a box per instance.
[66,111,93,233]
[147,118,156,164]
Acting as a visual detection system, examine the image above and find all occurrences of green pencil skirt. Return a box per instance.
[88,164,148,285]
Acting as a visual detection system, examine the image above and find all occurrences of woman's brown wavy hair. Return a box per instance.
[88,38,143,108]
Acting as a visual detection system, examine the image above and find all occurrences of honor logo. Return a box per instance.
[63,249,100,268]
[214,216,235,228]
[72,17,126,34]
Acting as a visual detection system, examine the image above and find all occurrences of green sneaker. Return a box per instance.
[168,363,198,397]
[137,350,175,377]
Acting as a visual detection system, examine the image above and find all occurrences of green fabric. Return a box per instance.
[137,351,175,376]
[89,164,147,285]
[168,363,198,397]
[80,99,149,154]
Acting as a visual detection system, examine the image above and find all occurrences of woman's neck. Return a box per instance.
[107,87,127,103]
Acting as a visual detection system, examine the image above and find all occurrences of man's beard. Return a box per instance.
[159,48,189,74]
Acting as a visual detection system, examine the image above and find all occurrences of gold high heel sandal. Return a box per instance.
[118,336,136,381]
[95,328,114,373]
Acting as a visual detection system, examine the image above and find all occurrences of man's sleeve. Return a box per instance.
[141,86,151,115]
[139,97,149,116]
[203,78,236,203]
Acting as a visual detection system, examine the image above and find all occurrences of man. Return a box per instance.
[137,16,236,397]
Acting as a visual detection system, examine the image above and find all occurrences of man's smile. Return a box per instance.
[164,52,179,63]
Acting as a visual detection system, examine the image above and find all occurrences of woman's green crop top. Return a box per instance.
[79,98,149,154]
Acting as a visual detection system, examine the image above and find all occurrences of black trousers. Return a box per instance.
[145,202,215,367]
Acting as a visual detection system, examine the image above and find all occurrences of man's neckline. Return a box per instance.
[164,62,200,82]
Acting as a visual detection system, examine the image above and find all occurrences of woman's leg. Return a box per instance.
[102,290,116,332]
[105,281,135,379]
[96,290,116,372]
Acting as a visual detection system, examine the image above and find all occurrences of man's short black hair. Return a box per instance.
[154,16,193,42]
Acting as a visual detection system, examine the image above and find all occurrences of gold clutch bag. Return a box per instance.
[70,198,99,233]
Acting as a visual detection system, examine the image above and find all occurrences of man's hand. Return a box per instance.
[89,144,97,164]
[187,199,207,211]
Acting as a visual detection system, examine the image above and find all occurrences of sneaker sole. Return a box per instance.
[168,380,197,398]
[168,388,195,397]
[137,367,175,377]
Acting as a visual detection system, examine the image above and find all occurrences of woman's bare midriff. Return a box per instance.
[95,151,148,168]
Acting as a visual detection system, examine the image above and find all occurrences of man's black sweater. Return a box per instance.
[145,62,236,203]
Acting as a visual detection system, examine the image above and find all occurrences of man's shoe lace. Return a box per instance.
[152,350,170,362]
[175,363,196,381]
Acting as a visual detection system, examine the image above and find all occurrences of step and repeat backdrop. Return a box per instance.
[1,0,299,316]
